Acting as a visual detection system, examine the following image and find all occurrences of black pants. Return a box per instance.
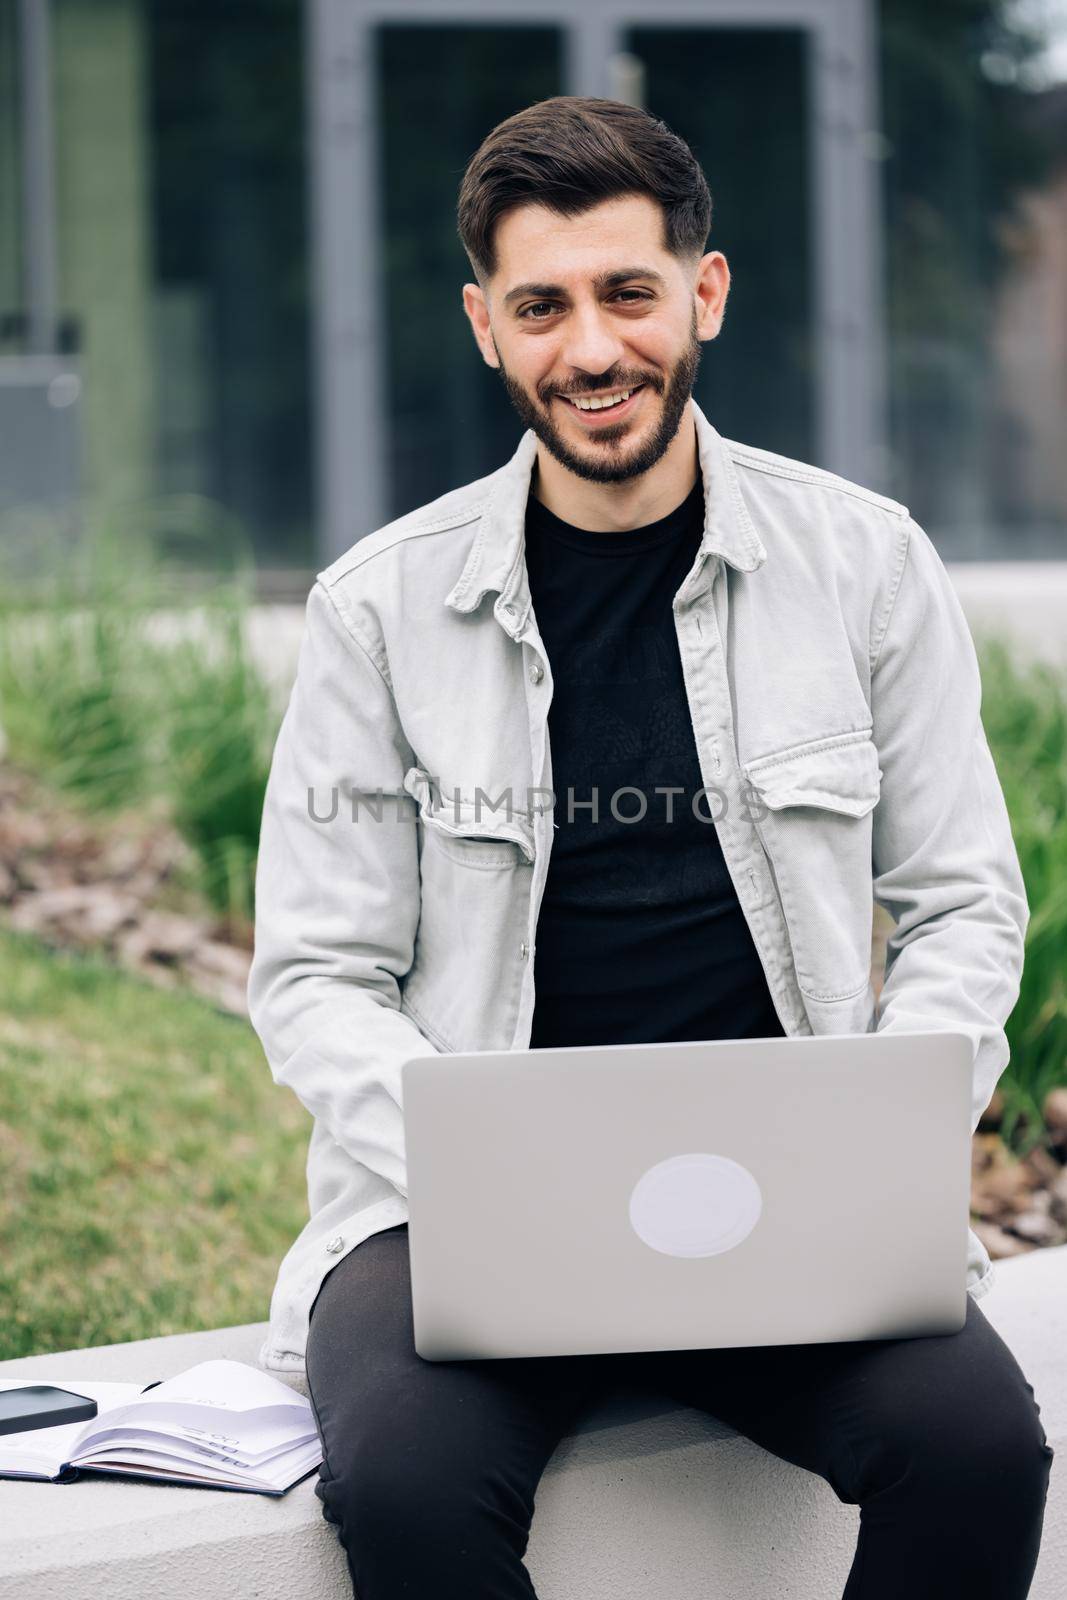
[305,1223,1053,1599]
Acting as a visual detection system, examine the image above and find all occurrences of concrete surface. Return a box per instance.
[944,562,1067,671]
[0,1244,1063,1599]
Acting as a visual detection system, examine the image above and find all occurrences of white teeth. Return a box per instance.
[569,387,635,411]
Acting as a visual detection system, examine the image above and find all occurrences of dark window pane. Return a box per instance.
[629,27,814,462]
[378,24,561,519]
[0,0,20,349]
[148,0,312,568]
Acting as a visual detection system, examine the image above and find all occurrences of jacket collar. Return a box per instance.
[443,398,766,637]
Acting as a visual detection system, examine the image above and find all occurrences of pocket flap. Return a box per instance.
[743,735,882,818]
[403,767,535,861]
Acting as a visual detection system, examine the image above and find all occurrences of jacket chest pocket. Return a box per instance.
[741,731,882,1004]
[402,767,535,867]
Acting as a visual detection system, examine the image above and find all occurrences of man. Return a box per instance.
[247,96,1052,1598]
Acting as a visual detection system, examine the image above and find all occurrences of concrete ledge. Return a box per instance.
[1,1247,1064,1600]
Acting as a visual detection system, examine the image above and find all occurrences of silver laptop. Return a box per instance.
[401,1030,974,1361]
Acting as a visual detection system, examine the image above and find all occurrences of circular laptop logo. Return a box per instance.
[629,1153,763,1258]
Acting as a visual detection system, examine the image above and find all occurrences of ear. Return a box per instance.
[694,252,730,342]
[462,283,500,369]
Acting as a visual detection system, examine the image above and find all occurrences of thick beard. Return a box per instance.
[492,305,703,485]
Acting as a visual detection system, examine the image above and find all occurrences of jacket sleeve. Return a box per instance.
[247,576,438,1198]
[870,514,1029,1132]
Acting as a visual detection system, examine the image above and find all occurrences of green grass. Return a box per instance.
[0,507,278,937]
[0,925,311,1361]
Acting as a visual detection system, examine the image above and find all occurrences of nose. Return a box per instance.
[558,303,628,385]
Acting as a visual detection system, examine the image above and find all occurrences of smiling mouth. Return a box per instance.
[557,384,647,422]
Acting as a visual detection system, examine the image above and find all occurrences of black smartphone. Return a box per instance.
[0,1385,98,1436]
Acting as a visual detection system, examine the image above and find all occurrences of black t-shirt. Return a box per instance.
[524,474,785,1049]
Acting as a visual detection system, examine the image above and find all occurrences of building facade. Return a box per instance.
[1,0,1064,586]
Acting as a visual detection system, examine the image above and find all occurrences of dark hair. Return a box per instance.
[457,96,712,289]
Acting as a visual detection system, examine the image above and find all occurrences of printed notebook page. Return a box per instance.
[0,1362,316,1487]
[0,1380,143,1480]
[67,1358,312,1456]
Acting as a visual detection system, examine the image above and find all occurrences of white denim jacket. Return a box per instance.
[247,399,1028,1375]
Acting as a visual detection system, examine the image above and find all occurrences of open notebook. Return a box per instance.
[0,1358,322,1495]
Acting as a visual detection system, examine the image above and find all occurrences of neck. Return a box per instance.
[530,406,700,532]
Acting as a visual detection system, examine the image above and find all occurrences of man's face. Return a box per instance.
[462,193,728,485]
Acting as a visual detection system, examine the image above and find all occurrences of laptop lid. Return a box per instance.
[402,1030,974,1361]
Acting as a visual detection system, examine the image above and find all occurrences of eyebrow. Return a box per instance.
[502,266,668,309]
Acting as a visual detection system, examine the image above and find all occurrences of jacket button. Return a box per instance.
[529,663,544,685]
[519,941,529,960]
[326,1236,344,1253]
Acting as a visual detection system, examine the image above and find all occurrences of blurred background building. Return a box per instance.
[1,0,1065,596]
